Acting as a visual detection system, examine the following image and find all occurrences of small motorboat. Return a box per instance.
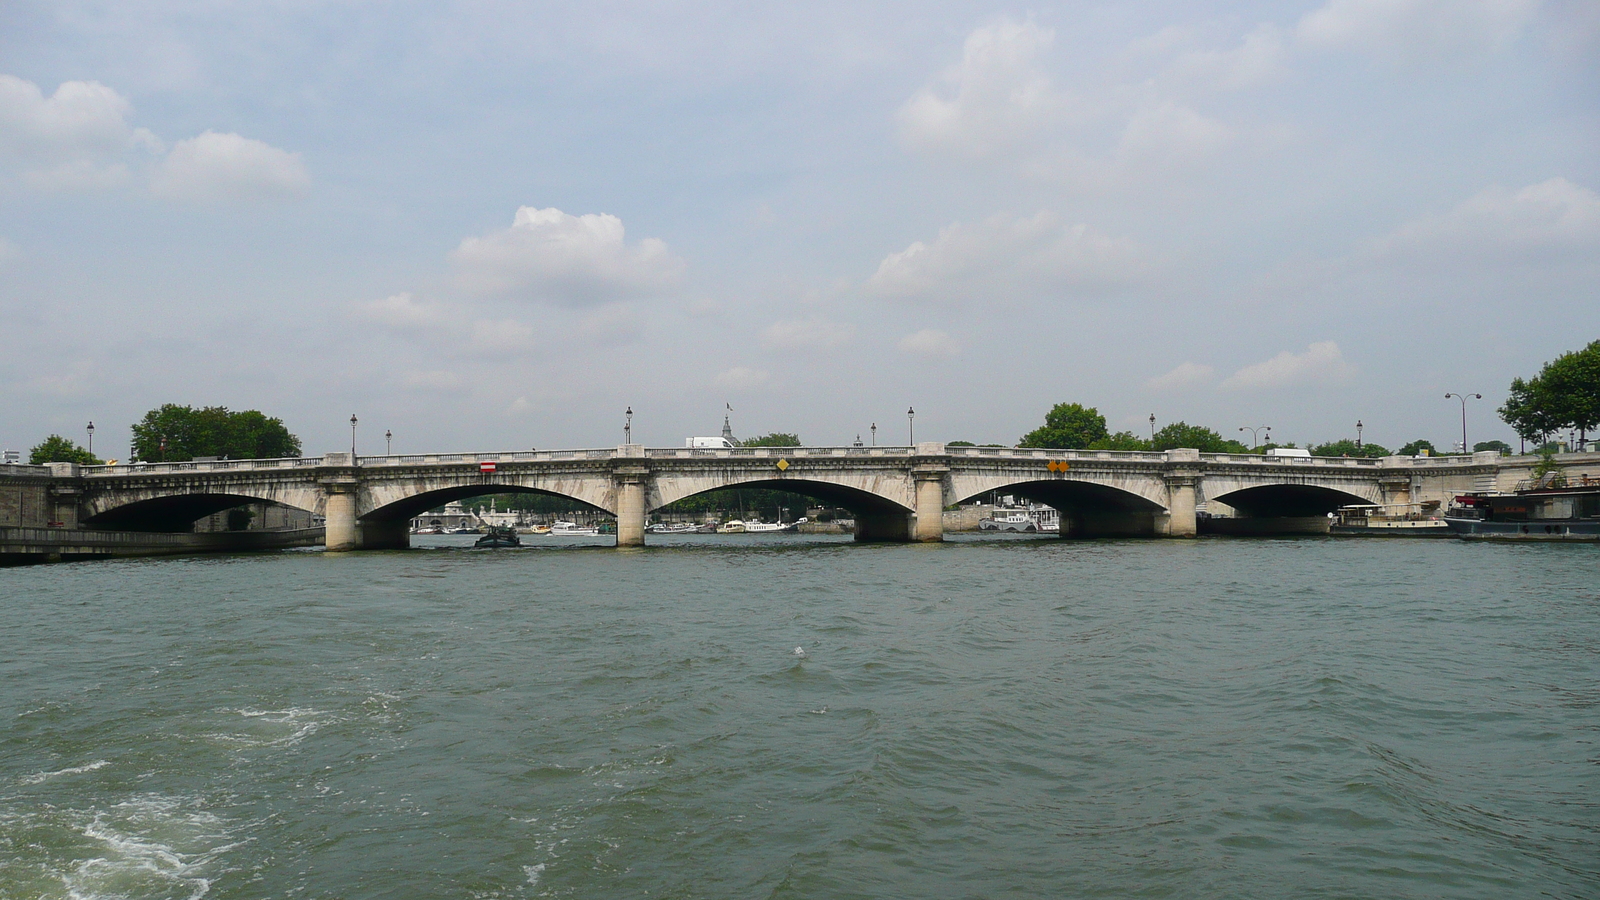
[474,525,521,548]
[716,520,747,534]
[548,521,600,536]
[646,522,698,534]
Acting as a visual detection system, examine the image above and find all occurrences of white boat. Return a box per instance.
[743,519,800,533]
[716,520,747,534]
[978,511,1038,532]
[547,520,600,536]
[645,522,698,534]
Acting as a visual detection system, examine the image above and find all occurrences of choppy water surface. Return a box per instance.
[2,535,1596,899]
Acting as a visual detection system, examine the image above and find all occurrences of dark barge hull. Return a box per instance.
[1444,518,1600,541]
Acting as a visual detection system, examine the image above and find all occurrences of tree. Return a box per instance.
[1309,438,1391,458]
[1019,403,1109,449]
[1498,341,1600,444]
[1086,431,1150,451]
[131,405,300,461]
[1397,439,1436,456]
[1472,440,1512,455]
[742,433,801,447]
[1149,421,1248,453]
[29,434,102,465]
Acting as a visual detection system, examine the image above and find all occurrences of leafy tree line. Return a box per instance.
[131,404,301,461]
[1012,403,1462,457]
[28,434,102,465]
[1499,340,1600,447]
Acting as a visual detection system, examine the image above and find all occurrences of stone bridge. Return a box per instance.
[45,443,1519,550]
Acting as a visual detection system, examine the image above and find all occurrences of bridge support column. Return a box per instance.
[913,472,946,542]
[1162,449,1201,538]
[911,446,949,543]
[613,451,649,548]
[324,487,358,551]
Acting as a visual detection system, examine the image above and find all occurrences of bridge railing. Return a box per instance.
[83,457,323,476]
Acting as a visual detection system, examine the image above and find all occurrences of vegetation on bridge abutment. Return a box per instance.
[130,404,301,462]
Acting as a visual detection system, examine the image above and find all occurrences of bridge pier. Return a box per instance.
[614,450,648,548]
[324,487,358,552]
[1162,450,1200,537]
[912,452,949,542]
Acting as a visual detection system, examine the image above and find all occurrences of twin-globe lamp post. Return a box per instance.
[1238,425,1270,449]
[1445,392,1482,455]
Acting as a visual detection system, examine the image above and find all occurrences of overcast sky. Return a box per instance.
[3,0,1597,457]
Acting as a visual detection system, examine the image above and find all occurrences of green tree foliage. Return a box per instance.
[1086,431,1151,451]
[1397,439,1437,456]
[1019,403,1109,449]
[741,432,801,447]
[1308,438,1391,458]
[1499,340,1600,443]
[1149,422,1248,453]
[947,440,976,447]
[131,405,301,461]
[1472,440,1512,454]
[28,434,102,465]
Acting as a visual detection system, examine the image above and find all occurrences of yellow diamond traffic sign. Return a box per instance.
[776,458,790,471]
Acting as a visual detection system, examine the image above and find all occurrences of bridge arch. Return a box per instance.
[1207,484,1375,518]
[83,491,318,532]
[360,484,609,526]
[951,477,1169,537]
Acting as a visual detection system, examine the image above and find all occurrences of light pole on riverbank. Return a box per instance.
[624,407,633,444]
[86,421,94,456]
[908,407,915,445]
[1445,392,1481,454]
[871,423,876,446]
[1356,420,1363,450]
[350,414,358,457]
[386,430,392,455]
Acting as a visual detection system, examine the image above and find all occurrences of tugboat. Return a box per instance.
[1445,477,1600,541]
[474,525,521,548]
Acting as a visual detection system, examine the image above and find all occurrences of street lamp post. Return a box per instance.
[86,421,94,456]
[870,423,877,446]
[624,406,633,444]
[1149,413,1157,441]
[350,414,358,458]
[1444,392,1482,455]
[1356,420,1363,450]
[385,429,392,455]
[1238,425,1270,448]
[908,407,915,445]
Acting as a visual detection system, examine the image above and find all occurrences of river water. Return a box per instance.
[1,534,1596,899]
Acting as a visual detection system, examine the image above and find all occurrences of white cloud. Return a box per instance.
[451,206,684,305]
[1222,341,1355,390]
[896,18,1066,158]
[760,318,856,350]
[1117,102,1233,162]
[1166,23,1289,91]
[0,75,157,160]
[1296,0,1539,60]
[867,211,1152,303]
[713,366,770,390]
[1373,177,1600,263]
[151,131,309,202]
[897,329,960,358]
[1147,361,1216,390]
